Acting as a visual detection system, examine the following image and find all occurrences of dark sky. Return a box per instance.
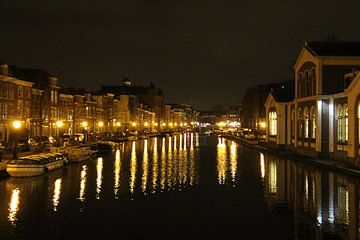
[1,0,360,110]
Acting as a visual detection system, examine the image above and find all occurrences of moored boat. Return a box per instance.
[90,142,113,154]
[6,152,67,177]
[66,145,95,162]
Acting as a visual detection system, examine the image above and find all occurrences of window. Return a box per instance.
[304,108,309,138]
[298,108,303,138]
[310,68,316,95]
[304,71,309,97]
[310,107,316,139]
[18,86,23,98]
[344,105,348,142]
[337,104,348,142]
[298,73,303,98]
[17,100,23,118]
[269,111,277,136]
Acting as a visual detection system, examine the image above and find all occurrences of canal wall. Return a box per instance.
[221,134,360,177]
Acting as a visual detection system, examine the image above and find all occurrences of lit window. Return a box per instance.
[310,107,316,139]
[269,111,277,136]
[298,108,303,138]
[337,104,348,142]
[304,108,309,138]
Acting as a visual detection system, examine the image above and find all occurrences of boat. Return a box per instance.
[66,145,95,162]
[6,152,67,177]
[127,136,138,141]
[90,142,113,154]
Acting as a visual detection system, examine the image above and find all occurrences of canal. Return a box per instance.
[0,133,358,239]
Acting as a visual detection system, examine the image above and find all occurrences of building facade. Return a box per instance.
[265,41,360,166]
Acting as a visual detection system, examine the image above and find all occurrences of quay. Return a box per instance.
[0,130,184,179]
[221,133,360,177]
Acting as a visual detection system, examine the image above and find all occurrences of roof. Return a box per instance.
[305,41,360,57]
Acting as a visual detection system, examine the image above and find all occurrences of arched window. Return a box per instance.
[337,105,343,141]
[298,108,303,138]
[269,111,277,136]
[310,107,316,139]
[310,68,316,95]
[304,107,309,138]
[291,110,295,138]
[304,71,310,97]
[298,73,303,98]
[344,105,348,142]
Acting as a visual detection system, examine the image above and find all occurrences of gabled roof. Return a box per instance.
[305,41,360,57]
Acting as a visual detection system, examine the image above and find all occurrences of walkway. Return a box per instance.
[222,134,360,177]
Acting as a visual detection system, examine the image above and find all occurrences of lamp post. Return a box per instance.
[56,120,63,146]
[81,121,88,143]
[12,120,22,159]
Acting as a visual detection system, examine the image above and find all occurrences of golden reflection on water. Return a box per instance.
[96,157,103,199]
[152,138,158,192]
[260,153,265,179]
[268,161,277,193]
[114,149,121,198]
[130,141,137,194]
[230,141,237,184]
[167,137,173,188]
[53,178,62,212]
[141,139,149,193]
[79,165,87,202]
[8,188,20,224]
[160,138,166,190]
[217,137,227,185]
[190,133,195,185]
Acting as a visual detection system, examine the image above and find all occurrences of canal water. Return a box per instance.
[0,134,358,239]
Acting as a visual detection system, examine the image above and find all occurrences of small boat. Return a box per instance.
[127,136,138,141]
[66,145,95,162]
[6,152,67,177]
[90,142,113,154]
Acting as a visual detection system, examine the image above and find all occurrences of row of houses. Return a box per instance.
[264,41,360,166]
[0,62,198,143]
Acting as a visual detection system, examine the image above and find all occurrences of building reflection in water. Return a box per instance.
[114,149,121,198]
[142,139,149,193]
[152,138,158,193]
[96,157,103,199]
[8,188,20,225]
[160,138,166,190]
[260,152,359,240]
[230,141,237,185]
[130,141,137,194]
[52,178,62,212]
[79,165,87,202]
[217,137,227,185]
[167,137,173,188]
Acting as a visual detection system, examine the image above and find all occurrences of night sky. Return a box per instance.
[1,0,360,110]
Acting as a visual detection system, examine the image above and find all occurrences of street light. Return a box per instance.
[81,121,88,143]
[12,120,22,159]
[56,120,63,128]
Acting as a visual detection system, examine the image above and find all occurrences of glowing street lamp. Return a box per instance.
[12,120,22,159]
[56,120,63,128]
[98,121,104,127]
[81,121,88,128]
[144,122,149,127]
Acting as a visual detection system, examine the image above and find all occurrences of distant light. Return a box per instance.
[56,120,63,128]
[98,121,104,127]
[13,121,22,129]
[81,121,88,128]
[116,122,121,127]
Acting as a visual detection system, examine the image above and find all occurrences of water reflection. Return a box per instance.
[52,178,62,212]
[79,165,87,202]
[130,141,137,194]
[114,149,121,198]
[152,138,158,192]
[96,157,103,199]
[142,139,149,193]
[260,152,360,239]
[230,141,237,185]
[8,188,20,225]
[217,137,227,185]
